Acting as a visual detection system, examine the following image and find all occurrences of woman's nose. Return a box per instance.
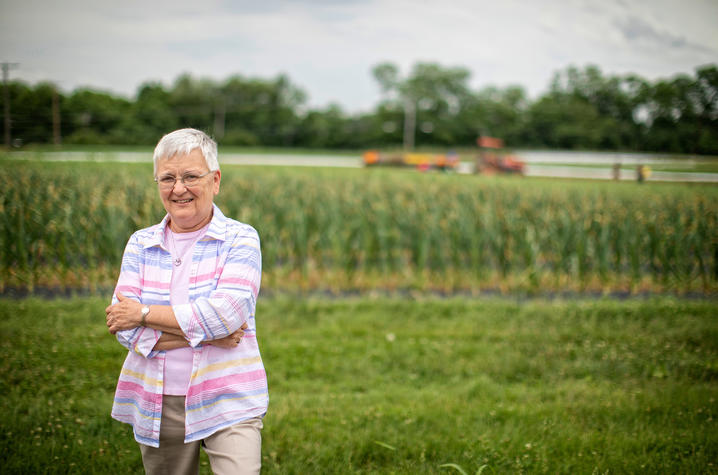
[172,179,188,193]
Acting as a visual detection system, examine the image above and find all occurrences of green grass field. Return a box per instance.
[1,296,716,473]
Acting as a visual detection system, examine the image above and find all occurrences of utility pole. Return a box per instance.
[2,62,19,148]
[402,97,416,151]
[52,85,61,146]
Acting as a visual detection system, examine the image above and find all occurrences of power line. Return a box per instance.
[2,62,20,148]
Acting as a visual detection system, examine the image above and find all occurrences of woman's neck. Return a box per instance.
[168,213,212,233]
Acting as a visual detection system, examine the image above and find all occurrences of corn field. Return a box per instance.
[1,160,717,295]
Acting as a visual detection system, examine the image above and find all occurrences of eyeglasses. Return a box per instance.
[154,170,214,189]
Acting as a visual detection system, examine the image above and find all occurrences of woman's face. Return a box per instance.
[156,148,221,233]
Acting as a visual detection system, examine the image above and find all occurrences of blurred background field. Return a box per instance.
[1,156,716,298]
[1,296,716,474]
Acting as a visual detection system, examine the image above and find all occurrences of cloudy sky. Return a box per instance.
[1,0,716,112]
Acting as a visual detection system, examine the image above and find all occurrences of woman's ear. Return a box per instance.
[213,170,221,194]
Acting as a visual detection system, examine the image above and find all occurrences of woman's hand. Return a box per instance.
[205,323,248,349]
[105,292,142,334]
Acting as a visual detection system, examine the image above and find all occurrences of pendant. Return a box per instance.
[174,257,182,266]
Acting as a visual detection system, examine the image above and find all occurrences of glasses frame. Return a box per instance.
[154,170,214,189]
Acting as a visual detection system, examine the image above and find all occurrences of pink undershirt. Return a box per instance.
[162,223,210,395]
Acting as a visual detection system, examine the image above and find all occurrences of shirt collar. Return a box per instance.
[144,203,228,249]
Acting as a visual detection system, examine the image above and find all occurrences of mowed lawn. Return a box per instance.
[0,296,716,473]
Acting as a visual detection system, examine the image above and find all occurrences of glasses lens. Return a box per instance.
[158,176,176,188]
[182,174,200,186]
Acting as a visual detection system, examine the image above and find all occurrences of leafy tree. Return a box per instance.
[218,74,305,146]
[528,65,646,151]
[167,74,217,133]
[3,81,54,145]
[692,65,718,153]
[126,82,178,144]
[63,88,131,144]
[295,104,350,148]
[464,85,529,146]
[372,61,472,148]
[3,63,716,154]
[526,93,604,149]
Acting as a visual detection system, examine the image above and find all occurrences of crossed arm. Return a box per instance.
[105,292,246,351]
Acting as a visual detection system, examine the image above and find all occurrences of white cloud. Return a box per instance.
[0,0,716,112]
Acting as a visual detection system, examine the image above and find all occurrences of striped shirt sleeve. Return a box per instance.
[112,232,162,358]
[173,225,261,347]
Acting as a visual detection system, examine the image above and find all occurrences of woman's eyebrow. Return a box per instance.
[160,169,203,175]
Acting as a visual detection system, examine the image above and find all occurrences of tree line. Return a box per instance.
[2,62,717,154]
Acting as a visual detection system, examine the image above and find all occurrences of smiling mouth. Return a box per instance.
[173,198,193,204]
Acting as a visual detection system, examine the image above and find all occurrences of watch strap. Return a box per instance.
[140,306,150,326]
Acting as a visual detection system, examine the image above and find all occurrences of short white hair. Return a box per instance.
[153,128,219,175]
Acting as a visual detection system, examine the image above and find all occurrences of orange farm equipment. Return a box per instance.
[362,150,459,171]
[475,136,525,175]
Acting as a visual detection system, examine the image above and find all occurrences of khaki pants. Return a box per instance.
[139,396,263,475]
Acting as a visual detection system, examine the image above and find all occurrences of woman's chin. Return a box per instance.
[169,211,210,232]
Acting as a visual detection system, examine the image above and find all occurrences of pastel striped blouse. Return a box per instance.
[110,204,268,448]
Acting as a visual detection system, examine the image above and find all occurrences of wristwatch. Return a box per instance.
[140,305,150,326]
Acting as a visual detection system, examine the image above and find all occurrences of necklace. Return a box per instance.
[168,229,182,266]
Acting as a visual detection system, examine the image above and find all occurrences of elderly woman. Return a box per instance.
[105,128,267,475]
